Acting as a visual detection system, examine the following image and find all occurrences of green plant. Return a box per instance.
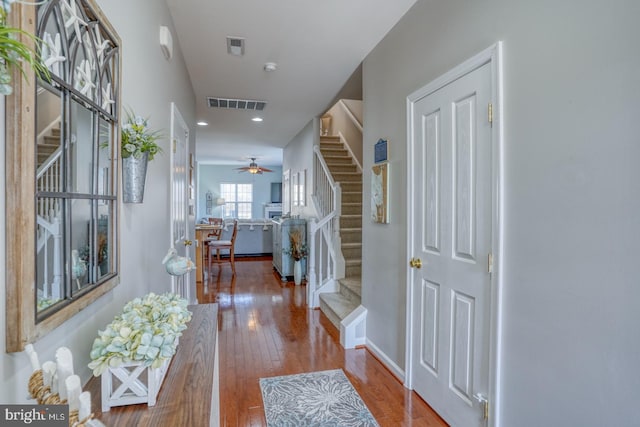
[120,107,163,161]
[0,0,50,95]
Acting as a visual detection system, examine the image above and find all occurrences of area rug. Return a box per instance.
[259,369,379,426]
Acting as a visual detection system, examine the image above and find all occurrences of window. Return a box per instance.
[5,0,121,352]
[220,183,253,219]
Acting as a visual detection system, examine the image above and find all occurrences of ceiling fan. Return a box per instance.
[235,157,273,174]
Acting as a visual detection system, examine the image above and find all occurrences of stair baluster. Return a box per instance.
[36,135,64,303]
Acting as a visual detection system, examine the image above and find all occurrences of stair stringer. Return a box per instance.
[337,131,362,172]
[340,304,367,349]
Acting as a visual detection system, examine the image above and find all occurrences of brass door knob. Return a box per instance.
[409,257,422,269]
[183,240,193,246]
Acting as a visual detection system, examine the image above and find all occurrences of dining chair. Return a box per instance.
[207,217,224,236]
[207,219,239,276]
[204,217,224,263]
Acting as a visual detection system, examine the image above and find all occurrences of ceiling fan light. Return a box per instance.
[235,157,272,174]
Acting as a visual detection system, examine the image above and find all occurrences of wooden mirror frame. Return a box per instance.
[5,0,121,352]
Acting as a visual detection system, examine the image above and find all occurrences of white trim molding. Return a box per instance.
[366,338,405,384]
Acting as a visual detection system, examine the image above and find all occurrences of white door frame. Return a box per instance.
[169,102,193,303]
[405,42,504,426]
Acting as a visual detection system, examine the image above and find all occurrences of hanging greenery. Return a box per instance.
[0,0,49,94]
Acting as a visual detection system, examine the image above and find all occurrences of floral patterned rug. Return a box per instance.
[259,369,379,426]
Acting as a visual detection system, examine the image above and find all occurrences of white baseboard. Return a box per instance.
[365,338,405,384]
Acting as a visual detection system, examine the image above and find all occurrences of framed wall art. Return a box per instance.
[371,162,389,224]
[374,138,388,163]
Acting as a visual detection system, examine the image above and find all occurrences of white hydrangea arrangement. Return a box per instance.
[88,292,192,376]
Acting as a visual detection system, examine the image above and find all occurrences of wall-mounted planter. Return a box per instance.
[122,152,149,203]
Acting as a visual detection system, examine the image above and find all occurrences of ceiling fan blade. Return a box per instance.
[236,159,273,174]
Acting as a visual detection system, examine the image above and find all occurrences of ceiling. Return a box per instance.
[165,0,417,167]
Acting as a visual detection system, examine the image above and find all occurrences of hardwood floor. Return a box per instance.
[200,258,448,427]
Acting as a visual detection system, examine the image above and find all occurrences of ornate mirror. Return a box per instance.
[5,0,121,352]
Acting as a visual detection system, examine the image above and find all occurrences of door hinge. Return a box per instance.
[173,139,177,153]
[488,102,493,127]
[487,252,493,274]
[474,393,489,420]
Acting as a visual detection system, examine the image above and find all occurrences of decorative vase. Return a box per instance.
[293,259,302,285]
[122,152,149,203]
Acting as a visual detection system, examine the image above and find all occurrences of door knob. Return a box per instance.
[183,240,192,246]
[409,257,422,269]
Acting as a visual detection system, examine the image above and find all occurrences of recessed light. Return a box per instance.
[197,121,208,126]
[263,62,277,72]
[252,117,263,122]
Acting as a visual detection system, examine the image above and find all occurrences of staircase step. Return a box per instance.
[340,215,362,229]
[342,191,362,204]
[44,135,60,145]
[341,242,362,259]
[328,163,358,174]
[342,202,362,215]
[341,182,362,193]
[50,127,61,136]
[320,141,344,149]
[341,242,362,260]
[341,227,361,243]
[332,172,361,182]
[345,259,362,278]
[38,142,58,152]
[320,147,348,156]
[320,135,341,142]
[339,277,362,301]
[319,292,359,331]
[324,155,353,165]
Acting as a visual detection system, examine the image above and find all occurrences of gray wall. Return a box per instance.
[0,0,196,403]
[283,119,317,218]
[197,164,283,220]
[362,0,640,425]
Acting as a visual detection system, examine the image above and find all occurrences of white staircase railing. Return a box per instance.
[37,146,62,221]
[36,147,63,300]
[308,145,345,307]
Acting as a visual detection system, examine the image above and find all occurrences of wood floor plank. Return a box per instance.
[202,258,448,427]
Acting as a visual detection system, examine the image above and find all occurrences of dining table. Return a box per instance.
[194,223,223,284]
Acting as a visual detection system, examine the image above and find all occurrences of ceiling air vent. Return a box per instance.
[207,97,266,111]
[226,36,245,56]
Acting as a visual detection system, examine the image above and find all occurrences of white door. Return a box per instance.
[408,61,493,426]
[170,103,192,302]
